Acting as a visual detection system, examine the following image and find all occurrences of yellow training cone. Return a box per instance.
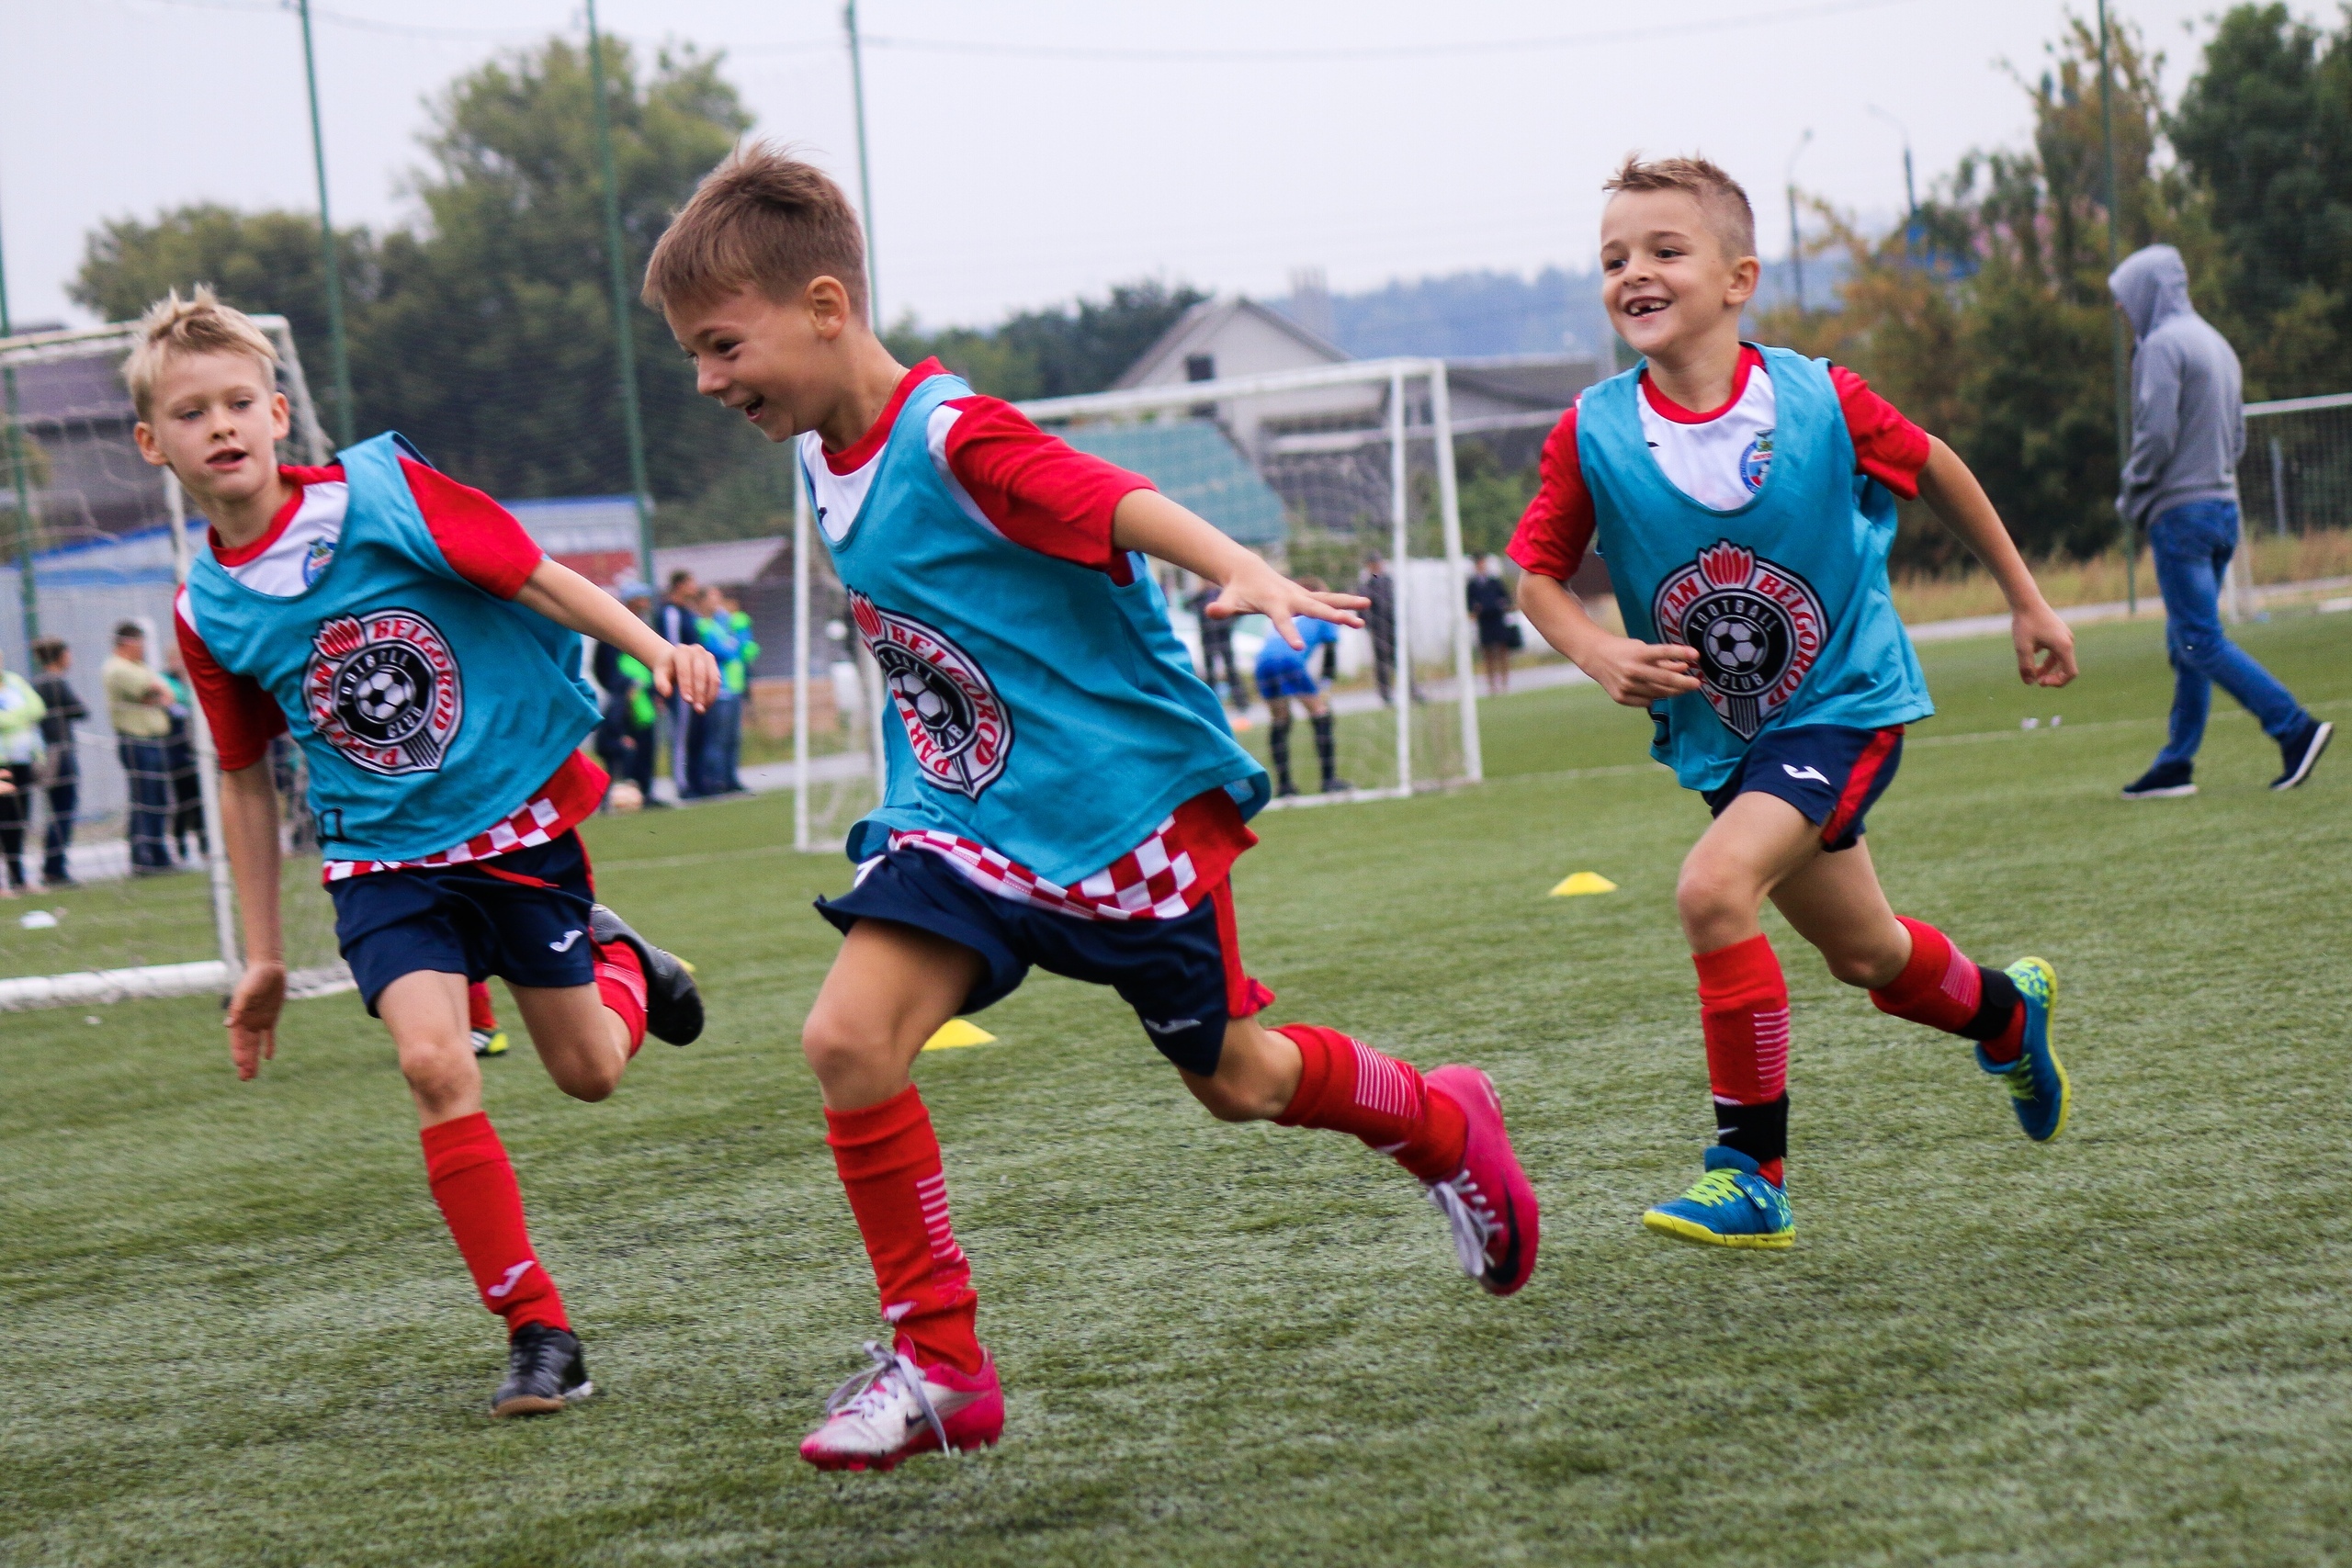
[1549,872,1619,897]
[922,1019,999,1052]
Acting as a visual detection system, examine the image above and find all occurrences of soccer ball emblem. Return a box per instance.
[354,666,415,724]
[1707,615,1766,673]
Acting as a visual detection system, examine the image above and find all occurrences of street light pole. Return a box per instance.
[1868,104,1918,256]
[1785,128,1813,311]
[0,177,38,645]
[585,0,657,592]
[297,0,356,449]
[844,1,880,330]
[2098,0,2137,615]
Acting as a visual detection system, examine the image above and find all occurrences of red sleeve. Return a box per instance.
[933,396,1155,582]
[175,589,286,772]
[1506,407,1598,581]
[399,456,544,598]
[1829,366,1931,500]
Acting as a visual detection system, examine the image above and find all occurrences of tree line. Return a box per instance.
[68,8,2351,568]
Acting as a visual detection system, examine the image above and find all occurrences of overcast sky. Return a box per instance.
[1,0,2322,337]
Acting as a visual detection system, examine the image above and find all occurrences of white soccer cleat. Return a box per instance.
[797,1341,1004,1472]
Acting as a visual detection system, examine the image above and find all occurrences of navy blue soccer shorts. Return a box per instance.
[1702,723,1905,852]
[815,846,1272,1077]
[330,831,599,1014]
[1254,661,1318,703]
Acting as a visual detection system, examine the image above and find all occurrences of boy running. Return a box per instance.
[648,146,1538,1470]
[131,288,715,1415]
[1511,158,2079,1249]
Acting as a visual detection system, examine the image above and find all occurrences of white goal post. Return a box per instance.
[785,356,1486,850]
[0,315,347,1011]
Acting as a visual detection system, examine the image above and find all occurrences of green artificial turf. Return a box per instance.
[4,610,2349,1566]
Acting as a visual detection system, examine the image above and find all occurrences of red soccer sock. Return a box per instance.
[420,1111,568,1334]
[594,941,648,1058]
[1871,917,2025,1064]
[1696,934,1791,1186]
[824,1085,983,1376]
[467,981,498,1033]
[1272,1024,1468,1182]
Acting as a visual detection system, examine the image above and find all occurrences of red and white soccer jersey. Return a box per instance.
[1508,346,1932,583]
[808,360,1251,920]
[174,459,608,882]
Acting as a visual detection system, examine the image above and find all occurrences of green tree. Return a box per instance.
[2170,4,2352,398]
[362,38,750,503]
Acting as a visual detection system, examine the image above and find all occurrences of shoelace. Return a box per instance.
[1999,1059,2039,1100]
[1678,1169,1747,1210]
[1427,1174,1497,1278]
[822,1341,952,1458]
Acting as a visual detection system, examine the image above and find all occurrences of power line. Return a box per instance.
[859,0,1933,64]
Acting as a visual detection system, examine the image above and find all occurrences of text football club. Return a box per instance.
[304,608,463,774]
[1652,540,1826,739]
[849,591,1012,799]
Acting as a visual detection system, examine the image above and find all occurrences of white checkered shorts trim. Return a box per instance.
[889,816,1201,921]
[322,795,567,884]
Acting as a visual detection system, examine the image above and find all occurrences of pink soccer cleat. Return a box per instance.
[798,1341,1004,1472]
[1421,1066,1540,1297]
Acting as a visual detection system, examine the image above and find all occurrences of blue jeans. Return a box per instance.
[2150,500,2308,770]
[119,739,174,870]
[695,694,743,794]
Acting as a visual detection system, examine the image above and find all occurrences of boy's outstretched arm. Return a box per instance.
[219,761,286,1080]
[514,558,723,709]
[1113,490,1366,651]
[1518,572,1702,706]
[1916,436,2077,688]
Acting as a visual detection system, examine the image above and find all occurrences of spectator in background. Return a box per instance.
[1358,553,1403,705]
[159,643,207,863]
[2109,244,2332,798]
[1253,576,1351,797]
[695,586,757,795]
[103,621,175,874]
[594,581,661,807]
[0,643,46,897]
[30,637,87,888]
[1466,554,1518,695]
[656,570,703,797]
[1186,581,1247,708]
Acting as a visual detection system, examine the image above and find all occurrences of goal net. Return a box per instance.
[0,318,346,1010]
[782,357,1485,846]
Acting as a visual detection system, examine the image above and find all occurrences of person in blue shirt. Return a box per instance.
[1252,575,1351,797]
[694,586,757,795]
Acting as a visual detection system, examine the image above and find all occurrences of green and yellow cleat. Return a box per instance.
[1983,957,2068,1142]
[1641,1146,1794,1250]
[470,1028,510,1058]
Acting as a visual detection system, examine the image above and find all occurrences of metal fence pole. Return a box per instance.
[166,471,242,977]
[585,0,657,593]
[2269,437,2289,536]
[296,0,356,449]
[2098,0,2137,615]
[1387,367,1411,794]
[0,189,40,645]
[1428,364,1482,784]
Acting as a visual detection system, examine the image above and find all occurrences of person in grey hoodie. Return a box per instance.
[2109,243,2331,797]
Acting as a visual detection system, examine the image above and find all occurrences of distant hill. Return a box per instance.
[1273,259,1838,363]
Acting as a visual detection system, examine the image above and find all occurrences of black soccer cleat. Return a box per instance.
[589,902,705,1045]
[492,1322,594,1417]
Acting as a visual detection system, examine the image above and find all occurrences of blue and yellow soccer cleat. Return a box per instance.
[1982,957,2068,1142]
[1641,1146,1794,1250]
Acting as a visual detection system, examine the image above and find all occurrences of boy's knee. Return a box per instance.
[1675,856,1747,923]
[554,1060,622,1103]
[398,1039,476,1114]
[800,1002,891,1085]
[1185,1071,1273,1123]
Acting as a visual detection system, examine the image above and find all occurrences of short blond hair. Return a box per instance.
[122,286,278,421]
[1603,154,1758,263]
[643,141,867,318]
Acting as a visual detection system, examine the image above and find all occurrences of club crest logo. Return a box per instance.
[303,609,462,774]
[849,592,1011,799]
[300,538,336,587]
[1653,540,1826,739]
[1738,430,1775,492]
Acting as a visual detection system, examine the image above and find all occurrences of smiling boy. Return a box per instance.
[648,145,1539,1470]
[1512,157,2080,1248]
[133,288,716,1416]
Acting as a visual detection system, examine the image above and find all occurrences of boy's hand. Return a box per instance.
[224,959,287,1080]
[1581,634,1703,706]
[2012,603,2078,688]
[1207,556,1367,650]
[652,644,724,712]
